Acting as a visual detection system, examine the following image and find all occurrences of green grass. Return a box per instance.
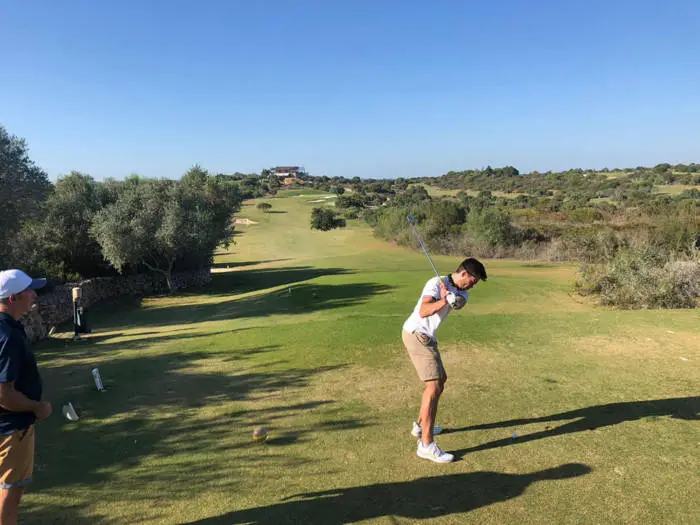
[653,184,700,195]
[411,184,523,199]
[26,193,699,524]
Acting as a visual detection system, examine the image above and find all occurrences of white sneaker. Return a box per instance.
[411,421,444,438]
[416,440,454,463]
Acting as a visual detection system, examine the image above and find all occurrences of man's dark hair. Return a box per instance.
[457,258,487,281]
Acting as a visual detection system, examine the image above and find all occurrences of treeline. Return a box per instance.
[327,167,699,309]
[1,125,254,290]
[362,185,697,257]
[430,164,700,198]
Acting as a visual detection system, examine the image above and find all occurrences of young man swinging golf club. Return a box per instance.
[402,238,487,462]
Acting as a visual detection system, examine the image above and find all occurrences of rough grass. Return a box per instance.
[25,190,699,524]
[410,184,523,200]
[654,184,700,195]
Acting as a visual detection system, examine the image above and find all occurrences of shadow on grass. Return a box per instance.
[184,463,591,524]
[21,503,108,525]
[35,327,249,361]
[446,396,699,458]
[84,280,392,331]
[24,344,368,523]
[210,258,292,270]
[40,265,390,337]
[203,266,355,296]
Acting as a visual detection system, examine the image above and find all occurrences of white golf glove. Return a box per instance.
[446,292,466,310]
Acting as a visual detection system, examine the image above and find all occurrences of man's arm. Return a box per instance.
[418,281,448,318]
[0,333,52,421]
[0,382,51,421]
[0,382,41,413]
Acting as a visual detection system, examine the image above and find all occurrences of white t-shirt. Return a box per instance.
[402,276,469,339]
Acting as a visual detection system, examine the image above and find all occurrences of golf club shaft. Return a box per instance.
[408,219,448,287]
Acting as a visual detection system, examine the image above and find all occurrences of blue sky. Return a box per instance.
[2,1,699,180]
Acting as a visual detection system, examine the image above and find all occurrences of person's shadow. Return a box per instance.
[447,396,699,458]
[183,463,591,524]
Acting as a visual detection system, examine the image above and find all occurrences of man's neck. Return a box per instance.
[0,305,22,321]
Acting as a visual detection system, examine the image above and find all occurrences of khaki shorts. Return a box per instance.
[402,330,446,382]
[0,425,35,489]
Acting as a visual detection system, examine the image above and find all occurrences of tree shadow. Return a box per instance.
[203,266,355,296]
[210,258,292,270]
[22,503,108,525]
[445,396,699,458]
[42,266,385,334]
[84,280,393,331]
[24,344,369,523]
[40,345,346,421]
[184,463,592,524]
[35,327,246,360]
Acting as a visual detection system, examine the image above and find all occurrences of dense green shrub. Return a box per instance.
[310,207,346,231]
[575,246,700,309]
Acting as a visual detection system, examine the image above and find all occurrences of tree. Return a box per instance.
[267,174,281,193]
[91,171,241,292]
[310,207,346,231]
[257,202,272,213]
[0,125,52,267]
[31,172,117,279]
[466,207,516,247]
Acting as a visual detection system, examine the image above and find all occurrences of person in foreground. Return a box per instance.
[402,258,487,463]
[0,270,52,525]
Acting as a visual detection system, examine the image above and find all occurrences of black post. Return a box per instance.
[72,287,81,341]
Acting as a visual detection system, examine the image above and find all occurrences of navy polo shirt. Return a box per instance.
[0,313,43,434]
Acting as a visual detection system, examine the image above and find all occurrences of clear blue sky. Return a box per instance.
[2,0,699,180]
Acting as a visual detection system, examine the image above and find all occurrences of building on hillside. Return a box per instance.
[271,166,304,178]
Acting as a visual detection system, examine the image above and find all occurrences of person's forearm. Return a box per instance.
[419,299,447,318]
[0,390,41,414]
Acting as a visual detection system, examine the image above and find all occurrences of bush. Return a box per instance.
[310,207,346,231]
[575,245,700,309]
[91,169,241,291]
[465,207,516,248]
[343,208,360,220]
[557,228,620,263]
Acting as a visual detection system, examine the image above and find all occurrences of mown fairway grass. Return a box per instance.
[26,192,699,524]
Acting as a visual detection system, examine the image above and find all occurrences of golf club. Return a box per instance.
[407,215,449,287]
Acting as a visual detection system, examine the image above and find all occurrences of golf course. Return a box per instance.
[25,192,699,524]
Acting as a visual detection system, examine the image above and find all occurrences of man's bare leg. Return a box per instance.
[0,487,25,525]
[418,379,443,446]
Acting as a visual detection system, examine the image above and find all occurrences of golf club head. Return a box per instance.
[407,214,415,224]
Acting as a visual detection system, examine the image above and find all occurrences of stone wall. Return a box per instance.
[21,268,211,343]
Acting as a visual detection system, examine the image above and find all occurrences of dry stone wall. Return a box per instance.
[21,269,211,343]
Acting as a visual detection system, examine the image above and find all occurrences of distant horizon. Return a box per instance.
[2,1,699,182]
[17,154,698,183]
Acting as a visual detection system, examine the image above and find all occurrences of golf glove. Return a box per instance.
[446,292,466,310]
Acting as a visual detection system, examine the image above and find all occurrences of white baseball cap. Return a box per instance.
[0,270,47,299]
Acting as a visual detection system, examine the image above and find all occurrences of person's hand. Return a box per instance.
[439,281,448,302]
[447,293,466,310]
[34,401,52,422]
